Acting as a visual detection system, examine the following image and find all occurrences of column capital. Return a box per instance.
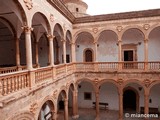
[118,40,122,42]
[47,34,55,40]
[94,41,97,44]
[61,38,66,42]
[21,26,33,33]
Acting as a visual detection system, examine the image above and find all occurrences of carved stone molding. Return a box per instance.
[143,24,150,30]
[24,0,33,10]
[116,26,123,32]
[53,90,58,99]
[92,27,98,34]
[143,79,151,88]
[117,78,124,85]
[50,14,54,22]
[94,78,99,84]
[30,103,38,115]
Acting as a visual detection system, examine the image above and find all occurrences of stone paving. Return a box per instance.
[57,108,160,120]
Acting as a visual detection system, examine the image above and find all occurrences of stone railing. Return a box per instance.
[0,62,160,96]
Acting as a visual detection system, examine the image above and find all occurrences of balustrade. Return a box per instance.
[0,62,160,96]
[0,71,29,96]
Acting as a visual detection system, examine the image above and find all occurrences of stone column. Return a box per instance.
[144,39,148,70]
[94,41,98,62]
[144,90,149,117]
[15,37,20,68]
[72,90,79,119]
[22,26,33,70]
[71,42,76,62]
[35,41,39,68]
[64,99,69,120]
[62,39,66,64]
[118,40,122,70]
[47,35,55,66]
[118,88,123,120]
[95,91,100,120]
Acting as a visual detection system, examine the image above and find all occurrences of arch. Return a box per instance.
[96,29,118,42]
[123,86,139,112]
[10,0,28,25]
[98,79,119,89]
[147,24,160,38]
[31,12,51,34]
[122,79,145,89]
[121,26,145,39]
[73,29,94,43]
[9,111,35,120]
[0,17,16,37]
[53,23,64,39]
[83,48,94,62]
[66,30,72,42]
[148,80,160,92]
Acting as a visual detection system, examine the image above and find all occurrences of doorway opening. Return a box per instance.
[123,89,137,111]
[124,50,133,61]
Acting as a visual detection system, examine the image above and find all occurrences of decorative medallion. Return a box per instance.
[116,26,123,32]
[92,28,98,34]
[143,24,150,30]
[24,0,33,10]
[53,90,58,99]
[94,78,99,84]
[30,103,38,114]
[143,79,151,88]
[50,14,54,22]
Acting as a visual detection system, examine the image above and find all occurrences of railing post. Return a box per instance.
[29,70,35,88]
[118,62,122,71]
[94,62,98,72]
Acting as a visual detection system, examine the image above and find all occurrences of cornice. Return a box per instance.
[47,0,75,23]
[74,9,160,24]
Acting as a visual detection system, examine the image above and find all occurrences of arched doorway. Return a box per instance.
[123,89,137,111]
[84,49,93,62]
[123,89,136,111]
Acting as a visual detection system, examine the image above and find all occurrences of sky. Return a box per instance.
[83,0,160,15]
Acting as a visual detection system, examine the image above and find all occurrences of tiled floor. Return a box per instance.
[57,108,160,120]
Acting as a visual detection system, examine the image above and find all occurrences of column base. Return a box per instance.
[72,115,79,119]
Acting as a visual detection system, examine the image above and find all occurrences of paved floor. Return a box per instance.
[57,108,160,120]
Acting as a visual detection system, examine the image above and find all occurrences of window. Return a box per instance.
[84,92,92,100]
[76,8,79,12]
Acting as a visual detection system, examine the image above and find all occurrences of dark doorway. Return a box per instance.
[124,50,133,61]
[84,49,93,62]
[123,89,136,111]
[66,54,70,63]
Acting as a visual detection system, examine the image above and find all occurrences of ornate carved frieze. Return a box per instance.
[117,78,124,85]
[30,103,38,115]
[24,0,33,10]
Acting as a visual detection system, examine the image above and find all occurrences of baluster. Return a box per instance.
[3,79,7,95]
[8,78,11,94]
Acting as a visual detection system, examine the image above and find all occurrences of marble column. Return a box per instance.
[119,88,123,120]
[94,41,98,62]
[47,35,55,66]
[95,91,100,120]
[64,99,69,120]
[71,42,76,62]
[15,37,20,68]
[118,40,122,70]
[72,90,79,119]
[23,26,33,70]
[35,41,39,67]
[144,90,149,116]
[144,39,148,70]
[62,39,66,64]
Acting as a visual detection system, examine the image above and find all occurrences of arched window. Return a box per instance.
[84,49,93,62]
